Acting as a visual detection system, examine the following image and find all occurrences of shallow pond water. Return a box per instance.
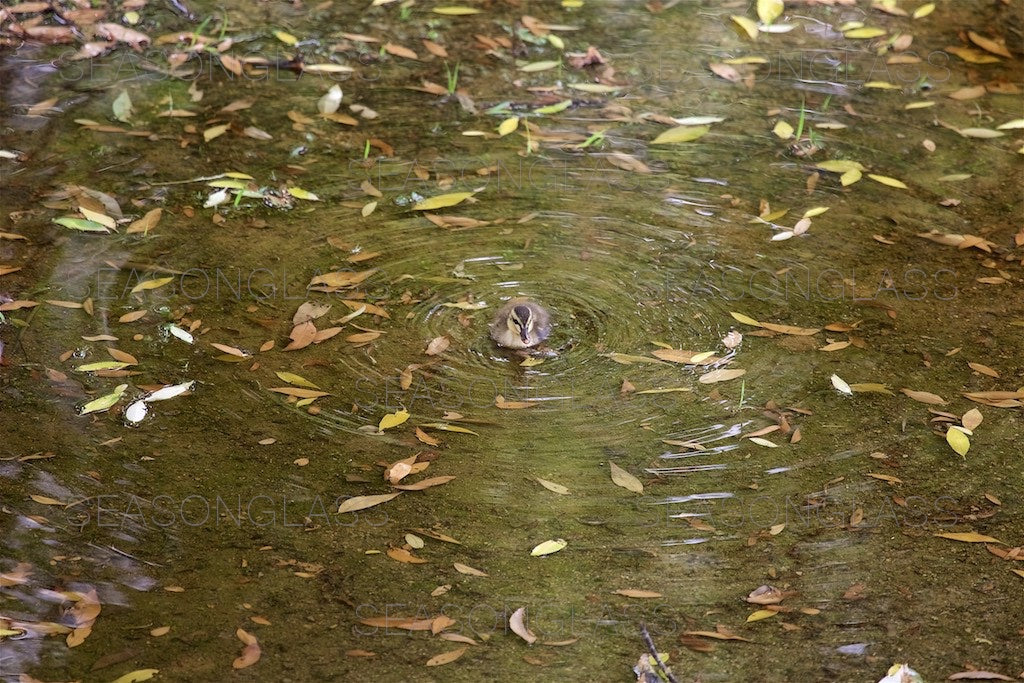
[1,0,1022,681]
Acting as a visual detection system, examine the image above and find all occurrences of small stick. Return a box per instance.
[640,622,678,683]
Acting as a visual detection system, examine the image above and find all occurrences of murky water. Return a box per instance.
[2,1,1022,680]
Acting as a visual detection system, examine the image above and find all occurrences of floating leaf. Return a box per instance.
[831,374,853,395]
[519,60,560,72]
[612,589,663,599]
[146,380,195,402]
[288,187,321,201]
[945,427,970,457]
[536,478,569,495]
[273,30,298,46]
[112,90,133,123]
[412,192,473,211]
[433,6,482,15]
[530,538,567,556]
[232,628,260,669]
[533,99,572,115]
[730,15,758,40]
[378,408,410,432]
[867,174,908,189]
[609,461,643,493]
[698,368,746,384]
[110,670,160,683]
[934,531,1002,544]
[772,120,794,139]
[80,383,127,415]
[338,493,401,514]
[509,608,537,644]
[130,277,173,294]
[425,647,467,666]
[497,117,519,137]
[845,27,886,39]
[912,3,935,19]
[900,388,946,404]
[453,562,488,576]
[53,217,108,233]
[746,609,776,622]
[756,0,783,25]
[651,125,709,145]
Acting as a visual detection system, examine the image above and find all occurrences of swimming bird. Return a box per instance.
[489,298,551,349]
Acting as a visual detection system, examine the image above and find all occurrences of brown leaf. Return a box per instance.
[612,589,663,599]
[393,476,456,491]
[232,628,260,669]
[386,547,428,564]
[283,321,316,351]
[495,395,535,410]
[453,562,487,576]
[425,647,467,667]
[338,493,401,514]
[384,42,419,60]
[900,388,946,404]
[509,608,537,644]
[425,336,450,355]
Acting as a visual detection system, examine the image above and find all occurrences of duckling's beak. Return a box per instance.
[520,327,529,343]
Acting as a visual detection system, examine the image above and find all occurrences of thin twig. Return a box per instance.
[640,622,678,683]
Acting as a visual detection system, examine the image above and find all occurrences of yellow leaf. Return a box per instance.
[130,277,174,294]
[651,125,709,145]
[203,124,229,142]
[110,670,160,683]
[773,120,794,139]
[867,173,908,189]
[433,6,482,15]
[730,15,758,40]
[412,192,474,211]
[273,30,298,46]
[530,538,567,556]
[378,408,410,432]
[945,427,970,457]
[912,3,935,19]
[746,609,776,622]
[730,311,761,326]
[497,117,519,137]
[757,0,783,25]
[816,160,864,173]
[609,461,644,493]
[274,372,319,389]
[840,168,862,185]
[287,187,321,201]
[934,531,1002,544]
[844,27,886,39]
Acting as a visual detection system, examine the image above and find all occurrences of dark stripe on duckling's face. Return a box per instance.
[512,305,532,342]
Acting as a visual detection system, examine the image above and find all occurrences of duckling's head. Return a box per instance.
[508,304,533,344]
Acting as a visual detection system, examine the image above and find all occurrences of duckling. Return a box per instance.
[489,298,551,350]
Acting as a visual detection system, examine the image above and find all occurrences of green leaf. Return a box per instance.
[53,217,109,232]
[533,99,572,115]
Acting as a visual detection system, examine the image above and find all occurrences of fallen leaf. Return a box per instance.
[609,461,643,493]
